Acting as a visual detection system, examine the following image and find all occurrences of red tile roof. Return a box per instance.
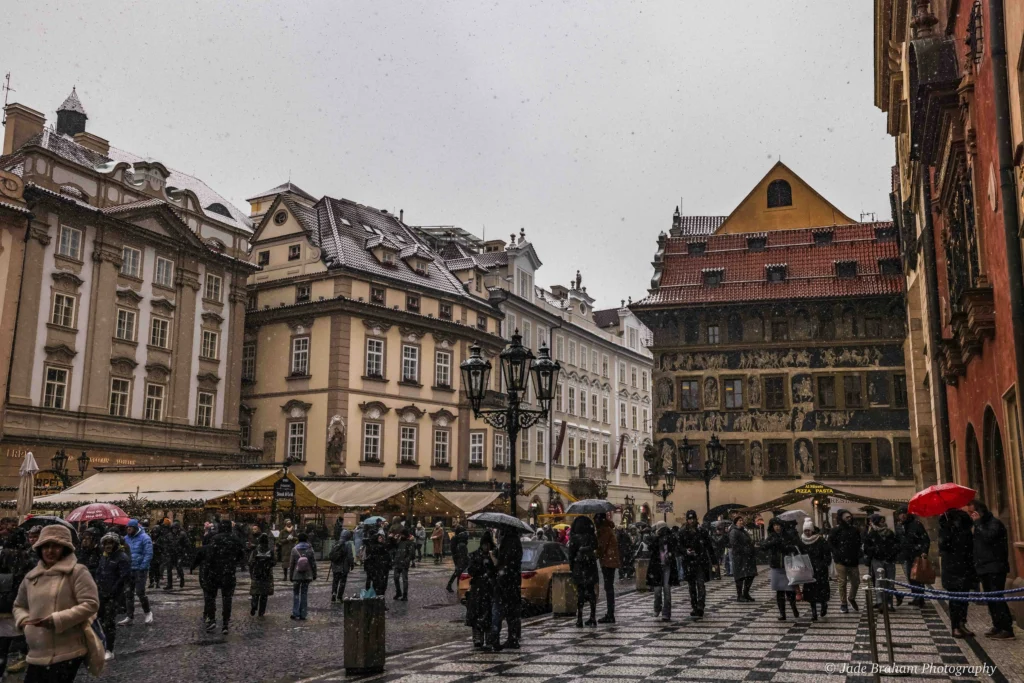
[634,222,903,307]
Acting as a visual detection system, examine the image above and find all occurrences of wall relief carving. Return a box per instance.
[702,377,718,408]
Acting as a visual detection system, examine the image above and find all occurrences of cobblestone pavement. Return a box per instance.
[300,571,1006,683]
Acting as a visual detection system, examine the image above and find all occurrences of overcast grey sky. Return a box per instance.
[5,1,891,308]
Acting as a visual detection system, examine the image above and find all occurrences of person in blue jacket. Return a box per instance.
[118,519,154,625]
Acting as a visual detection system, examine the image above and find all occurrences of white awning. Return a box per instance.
[439,491,502,514]
[34,468,330,507]
[305,480,419,508]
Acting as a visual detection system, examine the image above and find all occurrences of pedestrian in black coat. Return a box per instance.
[446,526,470,593]
[465,532,496,648]
[799,520,831,620]
[363,529,392,598]
[568,517,599,628]
[762,518,800,620]
[967,500,1015,638]
[191,520,245,633]
[647,526,677,621]
[677,510,713,618]
[729,516,757,602]
[75,528,102,578]
[487,529,522,651]
[616,528,635,580]
[864,515,898,609]
[896,505,931,606]
[828,510,862,613]
[939,509,975,638]
[96,533,131,658]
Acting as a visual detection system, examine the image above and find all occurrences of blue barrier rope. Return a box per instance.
[876,587,1024,603]
[888,578,1024,597]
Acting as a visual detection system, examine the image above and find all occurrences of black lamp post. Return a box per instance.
[645,463,676,522]
[683,433,725,515]
[461,333,560,517]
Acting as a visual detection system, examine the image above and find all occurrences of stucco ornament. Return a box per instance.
[747,376,761,407]
[655,377,674,408]
[326,415,346,462]
[795,439,813,475]
[750,441,764,477]
[703,377,718,407]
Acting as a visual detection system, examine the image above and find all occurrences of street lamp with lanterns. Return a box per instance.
[460,332,560,517]
[682,433,725,516]
[51,449,90,488]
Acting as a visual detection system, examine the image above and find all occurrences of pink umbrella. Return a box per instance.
[65,503,130,526]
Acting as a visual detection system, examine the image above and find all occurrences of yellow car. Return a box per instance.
[458,541,570,611]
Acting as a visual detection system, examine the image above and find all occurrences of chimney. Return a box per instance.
[55,87,87,137]
[2,103,45,155]
[73,131,109,156]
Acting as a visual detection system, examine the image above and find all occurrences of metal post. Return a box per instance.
[877,567,895,666]
[864,573,882,683]
[507,403,519,517]
[705,477,711,516]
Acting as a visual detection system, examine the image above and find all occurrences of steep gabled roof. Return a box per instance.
[593,308,621,329]
[246,181,316,203]
[57,88,87,116]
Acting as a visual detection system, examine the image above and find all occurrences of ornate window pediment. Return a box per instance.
[196,372,221,390]
[429,408,457,427]
[399,326,427,342]
[362,319,393,336]
[145,362,171,382]
[281,399,312,418]
[286,318,315,334]
[397,404,425,421]
[201,311,224,325]
[115,287,144,305]
[44,343,77,364]
[51,271,84,290]
[110,356,139,376]
[151,297,176,314]
[358,400,391,419]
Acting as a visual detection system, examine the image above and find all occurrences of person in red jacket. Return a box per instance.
[594,513,620,623]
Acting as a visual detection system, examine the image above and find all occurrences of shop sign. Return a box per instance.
[656,501,674,513]
[273,477,296,501]
[34,470,66,495]
[792,482,835,496]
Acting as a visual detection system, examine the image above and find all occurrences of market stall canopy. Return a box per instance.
[735,480,908,517]
[439,491,502,514]
[305,480,419,508]
[34,468,332,508]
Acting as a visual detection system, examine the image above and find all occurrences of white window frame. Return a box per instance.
[204,273,223,302]
[288,421,306,461]
[109,377,131,417]
[580,389,587,418]
[363,422,382,462]
[535,428,546,463]
[242,343,256,381]
[154,257,174,287]
[51,293,76,328]
[568,340,577,366]
[520,429,530,461]
[631,365,638,388]
[433,429,450,466]
[56,225,82,260]
[365,338,384,377]
[144,383,165,421]
[591,393,598,420]
[291,336,310,376]
[120,246,142,278]
[632,405,638,430]
[150,316,170,348]
[196,391,215,427]
[602,396,610,424]
[400,425,418,464]
[470,431,485,466]
[43,366,69,409]
[568,386,576,415]
[201,330,219,360]
[435,350,452,388]
[115,308,137,342]
[568,437,576,467]
[642,371,649,392]
[619,401,627,428]
[401,344,419,383]
[494,433,507,467]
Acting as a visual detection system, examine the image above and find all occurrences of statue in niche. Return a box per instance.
[655,377,674,408]
[703,377,718,408]
[795,439,813,475]
[750,441,764,477]
[748,376,761,407]
[326,415,346,465]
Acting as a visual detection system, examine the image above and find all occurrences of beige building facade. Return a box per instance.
[0,90,256,486]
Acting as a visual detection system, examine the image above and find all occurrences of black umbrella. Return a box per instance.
[565,499,616,515]
[20,516,80,546]
[468,512,533,534]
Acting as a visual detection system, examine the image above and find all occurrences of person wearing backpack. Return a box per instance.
[248,534,275,617]
[191,520,245,634]
[290,533,317,620]
[330,530,355,602]
[568,517,599,627]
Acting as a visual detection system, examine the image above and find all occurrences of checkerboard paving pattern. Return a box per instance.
[324,572,986,683]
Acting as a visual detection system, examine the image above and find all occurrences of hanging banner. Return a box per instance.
[612,434,626,471]
[551,421,567,463]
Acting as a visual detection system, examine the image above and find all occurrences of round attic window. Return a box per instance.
[579,303,587,315]
[274,211,287,225]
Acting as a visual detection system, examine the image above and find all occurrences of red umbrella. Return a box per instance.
[907,483,977,517]
[65,503,131,526]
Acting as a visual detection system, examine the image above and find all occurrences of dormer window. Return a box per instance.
[439,303,453,321]
[835,260,858,278]
[813,230,834,246]
[875,226,898,242]
[406,295,420,313]
[413,260,429,276]
[702,268,724,287]
[381,251,396,266]
[371,286,386,305]
[688,242,707,256]
[296,284,311,303]
[767,179,792,208]
[879,258,901,276]
[766,264,787,282]
[747,236,766,252]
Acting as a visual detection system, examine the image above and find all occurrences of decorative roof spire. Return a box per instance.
[57,87,87,117]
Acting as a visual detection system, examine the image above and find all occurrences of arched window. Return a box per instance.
[767,180,792,208]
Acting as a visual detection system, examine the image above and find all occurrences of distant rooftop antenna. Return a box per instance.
[860,211,877,222]
[2,73,14,124]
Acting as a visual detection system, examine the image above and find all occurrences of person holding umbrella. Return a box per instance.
[594,512,620,623]
[464,531,496,648]
[488,526,522,651]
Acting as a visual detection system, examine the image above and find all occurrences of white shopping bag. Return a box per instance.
[784,553,816,586]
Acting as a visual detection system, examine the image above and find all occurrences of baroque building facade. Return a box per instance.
[874,0,1024,588]
[418,227,656,523]
[0,90,256,488]
[242,186,510,494]
[632,163,915,524]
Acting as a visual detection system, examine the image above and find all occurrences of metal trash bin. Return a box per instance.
[550,570,578,616]
[344,597,386,674]
[635,557,650,593]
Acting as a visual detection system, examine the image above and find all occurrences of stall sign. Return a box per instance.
[792,482,835,496]
[273,478,296,501]
[656,501,674,513]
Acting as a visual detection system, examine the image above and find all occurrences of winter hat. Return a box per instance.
[803,518,814,533]
[870,514,885,527]
[33,524,75,552]
[686,510,698,521]
[127,519,139,528]
[101,532,122,548]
